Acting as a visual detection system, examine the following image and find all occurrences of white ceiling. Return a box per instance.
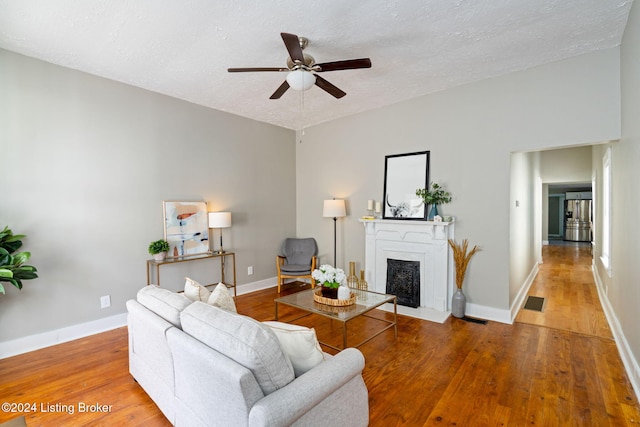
[0,0,633,130]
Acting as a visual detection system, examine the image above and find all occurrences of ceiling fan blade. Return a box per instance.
[315,58,372,72]
[228,67,289,73]
[281,32,304,63]
[270,81,290,99]
[314,75,346,99]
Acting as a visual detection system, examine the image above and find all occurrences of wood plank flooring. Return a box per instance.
[1,245,639,426]
[515,243,612,338]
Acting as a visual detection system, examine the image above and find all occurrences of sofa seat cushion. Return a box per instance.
[263,321,325,377]
[137,285,192,328]
[180,302,294,395]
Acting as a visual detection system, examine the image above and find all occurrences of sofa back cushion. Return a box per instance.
[180,302,294,395]
[137,285,192,328]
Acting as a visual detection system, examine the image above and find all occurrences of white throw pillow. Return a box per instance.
[263,321,325,377]
[184,277,211,302]
[207,282,237,313]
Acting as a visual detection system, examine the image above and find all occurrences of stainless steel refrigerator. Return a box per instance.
[564,199,592,242]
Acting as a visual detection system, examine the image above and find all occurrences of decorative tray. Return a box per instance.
[313,288,356,306]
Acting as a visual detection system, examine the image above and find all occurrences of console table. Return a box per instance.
[146,252,237,297]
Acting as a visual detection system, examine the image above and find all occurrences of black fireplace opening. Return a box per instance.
[386,258,420,308]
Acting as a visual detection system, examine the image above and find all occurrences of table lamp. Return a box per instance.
[208,212,232,254]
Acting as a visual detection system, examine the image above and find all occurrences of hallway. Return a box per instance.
[515,243,612,339]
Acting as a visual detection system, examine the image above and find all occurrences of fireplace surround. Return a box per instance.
[359,219,455,322]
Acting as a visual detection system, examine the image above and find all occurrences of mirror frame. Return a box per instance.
[382,151,430,220]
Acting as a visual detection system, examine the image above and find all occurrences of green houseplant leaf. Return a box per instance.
[416,182,452,205]
[0,226,38,294]
[148,239,170,255]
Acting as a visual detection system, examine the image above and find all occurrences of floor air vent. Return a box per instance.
[461,316,488,324]
[524,296,545,312]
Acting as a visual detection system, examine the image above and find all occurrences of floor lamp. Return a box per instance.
[323,199,346,266]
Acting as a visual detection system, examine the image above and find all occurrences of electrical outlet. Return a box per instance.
[100,295,111,309]
[248,266,254,275]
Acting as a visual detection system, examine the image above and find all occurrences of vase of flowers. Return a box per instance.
[312,264,346,299]
[416,182,452,220]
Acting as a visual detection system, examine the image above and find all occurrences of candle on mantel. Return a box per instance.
[367,199,374,210]
[375,201,381,213]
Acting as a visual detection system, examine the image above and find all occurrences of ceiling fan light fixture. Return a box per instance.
[286,69,316,91]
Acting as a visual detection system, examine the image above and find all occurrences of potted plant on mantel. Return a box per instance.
[0,225,39,294]
[416,182,452,220]
[311,264,346,299]
[148,239,170,261]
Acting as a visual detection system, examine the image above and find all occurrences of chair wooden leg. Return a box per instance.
[277,276,281,293]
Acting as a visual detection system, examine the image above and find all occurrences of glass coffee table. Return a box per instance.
[274,288,397,351]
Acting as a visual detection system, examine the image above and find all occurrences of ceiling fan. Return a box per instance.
[228,32,372,99]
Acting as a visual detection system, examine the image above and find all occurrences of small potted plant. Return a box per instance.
[311,264,345,299]
[148,239,170,261]
[416,182,452,220]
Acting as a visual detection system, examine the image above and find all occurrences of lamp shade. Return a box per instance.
[323,199,346,218]
[286,69,316,91]
[208,212,232,228]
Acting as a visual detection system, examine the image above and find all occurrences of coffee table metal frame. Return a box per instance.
[274,288,397,351]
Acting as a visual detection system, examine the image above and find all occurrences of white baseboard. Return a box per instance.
[466,303,512,324]
[0,313,128,359]
[377,302,451,324]
[592,265,640,401]
[0,277,280,359]
[510,262,540,322]
[235,276,278,295]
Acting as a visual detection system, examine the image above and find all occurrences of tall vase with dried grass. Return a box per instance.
[448,238,480,318]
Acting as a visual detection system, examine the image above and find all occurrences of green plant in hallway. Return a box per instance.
[0,226,39,294]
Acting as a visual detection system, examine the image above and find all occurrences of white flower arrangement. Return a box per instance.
[311,264,346,289]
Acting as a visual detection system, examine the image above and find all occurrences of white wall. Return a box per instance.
[540,146,593,183]
[509,151,540,306]
[297,48,621,320]
[592,0,640,395]
[0,49,296,344]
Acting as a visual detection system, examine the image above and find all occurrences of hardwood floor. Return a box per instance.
[515,243,612,338]
[1,245,639,426]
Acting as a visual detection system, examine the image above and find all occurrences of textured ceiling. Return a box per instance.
[0,0,633,130]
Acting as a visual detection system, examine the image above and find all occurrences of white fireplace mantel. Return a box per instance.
[359,219,455,319]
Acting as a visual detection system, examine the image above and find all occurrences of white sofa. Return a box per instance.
[127,285,369,426]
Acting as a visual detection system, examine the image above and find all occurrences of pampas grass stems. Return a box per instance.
[448,239,480,289]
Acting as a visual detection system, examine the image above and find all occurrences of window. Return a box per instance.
[601,147,611,275]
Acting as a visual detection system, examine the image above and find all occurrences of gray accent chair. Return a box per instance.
[276,238,318,293]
